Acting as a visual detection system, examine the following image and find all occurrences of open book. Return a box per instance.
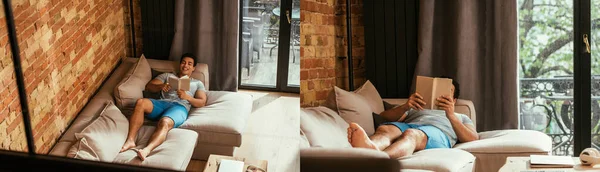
[168,75,191,91]
[529,155,574,168]
[415,76,453,110]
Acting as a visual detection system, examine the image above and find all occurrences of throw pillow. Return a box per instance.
[328,86,376,135]
[354,80,385,114]
[114,54,152,110]
[67,102,129,162]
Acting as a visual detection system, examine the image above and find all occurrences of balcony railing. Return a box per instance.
[519,77,600,156]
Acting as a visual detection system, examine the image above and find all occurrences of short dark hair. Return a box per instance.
[438,75,460,99]
[180,53,196,66]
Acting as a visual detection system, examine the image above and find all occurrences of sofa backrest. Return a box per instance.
[145,58,210,90]
[382,98,477,128]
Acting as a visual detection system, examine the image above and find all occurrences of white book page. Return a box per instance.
[179,75,190,91]
[168,76,179,90]
[218,159,244,172]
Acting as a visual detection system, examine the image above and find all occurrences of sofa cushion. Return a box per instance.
[113,126,198,171]
[326,86,375,135]
[114,55,152,110]
[300,107,351,148]
[301,148,389,159]
[67,102,128,162]
[354,80,385,114]
[399,148,475,172]
[66,137,99,161]
[453,129,552,153]
[178,91,252,147]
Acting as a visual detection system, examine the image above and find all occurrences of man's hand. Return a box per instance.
[403,93,426,111]
[162,83,171,92]
[177,89,192,100]
[436,95,455,116]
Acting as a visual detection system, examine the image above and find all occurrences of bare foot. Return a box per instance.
[120,140,136,153]
[347,123,379,150]
[133,148,150,161]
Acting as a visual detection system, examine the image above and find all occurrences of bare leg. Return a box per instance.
[135,117,174,160]
[369,125,403,150]
[347,123,403,150]
[382,129,428,159]
[120,99,154,152]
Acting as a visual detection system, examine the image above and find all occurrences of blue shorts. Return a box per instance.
[147,99,188,128]
[380,122,451,149]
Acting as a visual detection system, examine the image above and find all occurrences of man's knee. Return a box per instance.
[158,117,174,129]
[136,99,149,108]
[402,129,424,139]
[135,99,153,112]
[376,125,401,135]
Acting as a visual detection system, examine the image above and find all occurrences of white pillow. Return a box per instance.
[67,102,129,162]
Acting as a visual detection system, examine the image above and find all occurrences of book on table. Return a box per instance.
[217,159,244,172]
[529,154,575,168]
[415,76,453,110]
[168,75,191,91]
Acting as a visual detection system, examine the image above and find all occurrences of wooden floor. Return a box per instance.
[186,89,300,172]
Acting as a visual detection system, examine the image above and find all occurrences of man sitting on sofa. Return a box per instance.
[347,77,479,159]
[120,53,208,160]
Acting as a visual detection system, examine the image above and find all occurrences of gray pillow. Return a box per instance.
[67,102,129,161]
[114,55,152,110]
[327,86,375,135]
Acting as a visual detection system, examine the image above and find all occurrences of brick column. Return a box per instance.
[300,0,365,107]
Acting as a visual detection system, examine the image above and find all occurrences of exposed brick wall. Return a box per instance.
[123,0,142,57]
[300,0,365,107]
[0,0,128,153]
[0,1,28,152]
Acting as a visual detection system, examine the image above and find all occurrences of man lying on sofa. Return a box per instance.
[120,53,208,160]
[347,77,479,159]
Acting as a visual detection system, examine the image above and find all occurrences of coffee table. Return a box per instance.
[203,154,268,172]
[499,157,600,172]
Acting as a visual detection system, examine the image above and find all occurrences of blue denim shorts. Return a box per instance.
[380,122,451,149]
[147,99,188,128]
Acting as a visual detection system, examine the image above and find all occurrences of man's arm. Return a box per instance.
[146,79,168,93]
[437,95,479,143]
[379,93,426,122]
[379,104,409,122]
[178,90,207,108]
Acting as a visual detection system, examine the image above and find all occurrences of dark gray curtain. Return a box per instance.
[170,0,239,91]
[415,0,518,131]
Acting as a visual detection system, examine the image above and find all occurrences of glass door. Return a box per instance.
[239,0,299,92]
[519,0,596,156]
[591,0,600,153]
[518,0,575,156]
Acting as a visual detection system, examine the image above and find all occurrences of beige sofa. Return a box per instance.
[49,58,252,170]
[300,98,552,172]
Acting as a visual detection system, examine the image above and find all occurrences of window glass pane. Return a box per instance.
[241,0,281,87]
[518,0,574,156]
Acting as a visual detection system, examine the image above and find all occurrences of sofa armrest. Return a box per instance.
[454,129,552,154]
[300,148,400,172]
[300,147,390,159]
